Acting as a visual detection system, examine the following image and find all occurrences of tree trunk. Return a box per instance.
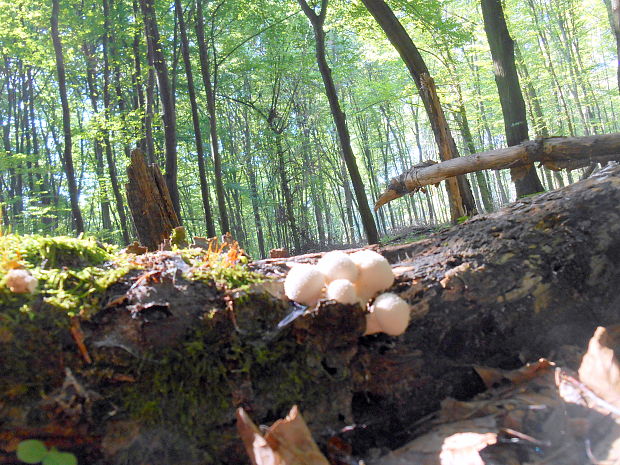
[102,0,130,244]
[195,0,230,236]
[298,0,379,245]
[603,0,620,93]
[360,0,476,221]
[50,0,84,233]
[275,134,301,253]
[125,148,180,250]
[83,44,113,232]
[139,0,180,219]
[481,0,545,197]
[454,103,494,212]
[173,0,215,237]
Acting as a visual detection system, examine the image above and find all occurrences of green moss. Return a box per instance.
[0,234,136,317]
[0,234,113,269]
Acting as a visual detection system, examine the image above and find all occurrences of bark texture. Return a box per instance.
[3,165,620,464]
[125,148,180,250]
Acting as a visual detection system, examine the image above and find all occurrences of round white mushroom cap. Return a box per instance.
[316,251,359,283]
[350,250,394,300]
[5,269,38,294]
[284,263,325,306]
[369,292,411,336]
[364,311,383,335]
[325,279,358,305]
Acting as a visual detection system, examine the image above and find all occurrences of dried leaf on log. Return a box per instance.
[236,406,330,465]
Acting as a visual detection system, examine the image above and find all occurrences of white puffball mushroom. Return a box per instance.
[284,263,325,306]
[316,251,359,283]
[5,269,38,294]
[350,250,394,300]
[364,311,383,335]
[326,279,358,305]
[370,292,411,336]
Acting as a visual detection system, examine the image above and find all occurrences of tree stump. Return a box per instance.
[125,148,180,250]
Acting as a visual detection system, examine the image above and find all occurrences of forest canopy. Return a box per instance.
[0,0,618,257]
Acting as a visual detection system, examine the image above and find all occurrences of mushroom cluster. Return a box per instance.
[283,250,410,336]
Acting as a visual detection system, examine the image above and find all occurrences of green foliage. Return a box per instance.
[16,440,48,464]
[16,440,77,465]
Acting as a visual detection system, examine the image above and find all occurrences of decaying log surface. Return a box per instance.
[3,165,620,464]
[125,148,180,250]
[375,132,620,209]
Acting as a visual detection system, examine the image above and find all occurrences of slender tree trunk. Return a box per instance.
[51,0,84,233]
[298,0,378,244]
[83,45,113,232]
[242,106,266,257]
[26,67,52,226]
[481,0,545,197]
[275,134,301,253]
[525,0,576,137]
[360,0,476,221]
[603,0,620,93]
[195,0,230,235]
[174,0,215,237]
[454,103,494,212]
[139,0,180,218]
[102,0,130,244]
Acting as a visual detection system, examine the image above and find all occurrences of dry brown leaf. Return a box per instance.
[372,416,498,465]
[578,326,620,408]
[474,358,553,389]
[236,406,329,465]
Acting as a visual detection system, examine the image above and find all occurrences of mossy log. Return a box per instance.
[3,165,620,464]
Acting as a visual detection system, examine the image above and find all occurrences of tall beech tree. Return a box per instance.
[174,0,216,237]
[604,0,620,93]
[139,0,181,218]
[360,0,477,221]
[481,0,545,197]
[298,0,379,245]
[194,0,230,235]
[102,0,130,243]
[50,0,84,233]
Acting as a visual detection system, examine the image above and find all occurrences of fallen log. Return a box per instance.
[375,132,620,209]
[2,165,620,464]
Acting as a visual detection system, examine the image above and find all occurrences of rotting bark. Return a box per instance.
[3,165,620,464]
[125,148,180,249]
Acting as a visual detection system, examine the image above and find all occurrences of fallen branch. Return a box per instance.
[375,132,620,209]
